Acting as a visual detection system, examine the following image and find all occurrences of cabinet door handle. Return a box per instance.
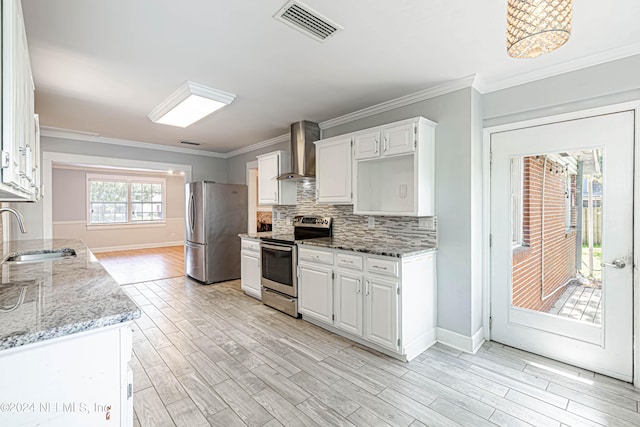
[383,137,388,152]
[356,279,361,294]
[273,191,277,202]
[374,140,379,154]
[365,280,370,296]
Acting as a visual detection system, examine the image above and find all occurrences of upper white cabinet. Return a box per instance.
[353,131,381,160]
[382,122,415,156]
[314,117,436,216]
[315,136,353,204]
[0,0,39,201]
[354,117,436,216]
[256,151,296,205]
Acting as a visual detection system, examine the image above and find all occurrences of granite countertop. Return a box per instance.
[298,237,437,258]
[0,239,140,351]
[239,232,272,239]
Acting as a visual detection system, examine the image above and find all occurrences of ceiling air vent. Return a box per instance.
[274,0,342,43]
[180,141,200,146]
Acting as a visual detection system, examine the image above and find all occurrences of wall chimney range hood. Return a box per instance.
[277,121,320,180]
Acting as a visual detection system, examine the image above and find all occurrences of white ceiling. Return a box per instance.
[22,0,640,154]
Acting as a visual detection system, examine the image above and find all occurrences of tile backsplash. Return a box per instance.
[272,181,437,247]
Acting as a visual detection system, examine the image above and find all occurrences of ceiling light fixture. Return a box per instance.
[149,81,236,128]
[506,0,572,58]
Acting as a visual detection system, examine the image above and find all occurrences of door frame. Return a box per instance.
[482,100,640,385]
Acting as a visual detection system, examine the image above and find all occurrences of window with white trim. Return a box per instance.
[87,174,165,225]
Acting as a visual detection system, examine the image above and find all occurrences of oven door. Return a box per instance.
[261,242,297,297]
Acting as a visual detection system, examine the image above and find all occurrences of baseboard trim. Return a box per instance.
[437,326,485,354]
[91,241,184,253]
[404,329,437,361]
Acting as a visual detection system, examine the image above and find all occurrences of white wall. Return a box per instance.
[483,54,640,126]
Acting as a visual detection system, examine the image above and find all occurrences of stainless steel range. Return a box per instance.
[260,215,332,317]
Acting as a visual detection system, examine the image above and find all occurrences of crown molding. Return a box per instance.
[480,42,640,93]
[224,133,290,158]
[40,127,227,158]
[319,75,479,129]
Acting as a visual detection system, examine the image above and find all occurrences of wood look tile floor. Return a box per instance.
[124,277,640,427]
[95,246,184,285]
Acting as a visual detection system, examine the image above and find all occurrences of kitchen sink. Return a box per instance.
[3,248,77,264]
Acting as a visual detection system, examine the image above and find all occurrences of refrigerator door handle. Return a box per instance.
[189,193,196,233]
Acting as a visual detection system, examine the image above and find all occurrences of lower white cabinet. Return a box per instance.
[240,237,261,300]
[298,247,334,324]
[0,324,133,426]
[297,244,437,361]
[364,275,399,351]
[334,271,363,336]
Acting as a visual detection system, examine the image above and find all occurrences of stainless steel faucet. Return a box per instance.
[0,207,27,233]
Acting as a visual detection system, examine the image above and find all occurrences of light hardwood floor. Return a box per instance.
[95,246,184,285]
[124,277,640,427]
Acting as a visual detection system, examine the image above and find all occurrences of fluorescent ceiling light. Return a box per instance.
[148,81,236,128]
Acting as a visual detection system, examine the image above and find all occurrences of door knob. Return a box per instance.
[602,259,626,269]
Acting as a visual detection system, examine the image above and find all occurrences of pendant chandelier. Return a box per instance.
[506,0,572,58]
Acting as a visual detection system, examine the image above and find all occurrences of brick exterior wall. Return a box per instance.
[512,156,577,312]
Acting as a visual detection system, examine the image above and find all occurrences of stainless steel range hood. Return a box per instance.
[277,121,320,180]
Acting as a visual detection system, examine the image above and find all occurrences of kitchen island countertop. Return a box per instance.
[0,239,140,351]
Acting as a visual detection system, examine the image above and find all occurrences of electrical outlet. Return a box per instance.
[368,216,375,228]
[286,216,291,225]
[276,211,282,220]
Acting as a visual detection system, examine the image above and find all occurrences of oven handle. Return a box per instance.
[262,243,294,252]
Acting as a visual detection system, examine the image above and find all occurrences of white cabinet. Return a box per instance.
[257,151,297,205]
[314,117,435,216]
[298,247,334,324]
[354,117,436,216]
[0,0,39,201]
[315,136,353,204]
[353,131,381,160]
[0,324,134,426]
[298,264,333,324]
[354,122,415,159]
[364,275,399,351]
[296,243,437,361]
[334,252,363,336]
[240,237,261,300]
[335,270,363,336]
[382,122,415,156]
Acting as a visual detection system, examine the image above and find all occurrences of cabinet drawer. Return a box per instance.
[336,253,363,270]
[299,247,334,265]
[241,239,260,252]
[366,257,399,277]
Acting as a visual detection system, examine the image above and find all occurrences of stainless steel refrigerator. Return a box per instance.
[185,181,248,284]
